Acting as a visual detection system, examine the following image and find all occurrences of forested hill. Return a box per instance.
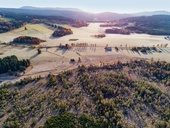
[120,15,170,35]
[0,12,88,33]
[0,59,170,128]
[122,15,170,29]
[0,7,131,21]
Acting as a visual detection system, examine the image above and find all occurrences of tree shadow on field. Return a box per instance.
[55,47,60,52]
[134,50,141,56]
[62,49,67,54]
[18,30,25,33]
[160,48,170,54]
[1,45,8,48]
[49,35,61,39]
[30,53,39,60]
[26,48,34,52]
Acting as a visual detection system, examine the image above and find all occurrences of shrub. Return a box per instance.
[155,121,167,128]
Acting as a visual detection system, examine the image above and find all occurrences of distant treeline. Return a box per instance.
[13,36,46,44]
[119,15,170,35]
[126,26,170,35]
[100,24,115,27]
[0,12,88,33]
[44,23,70,30]
[0,12,87,25]
[100,22,128,27]
[45,21,88,29]
[105,28,130,35]
[0,55,30,74]
[0,20,26,33]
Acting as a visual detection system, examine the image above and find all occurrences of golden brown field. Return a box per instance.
[0,23,170,83]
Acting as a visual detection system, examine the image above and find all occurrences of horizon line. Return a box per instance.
[0,6,170,14]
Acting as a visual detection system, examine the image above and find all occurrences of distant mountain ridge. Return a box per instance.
[0,6,170,21]
[132,10,170,16]
[20,6,83,12]
[0,7,131,21]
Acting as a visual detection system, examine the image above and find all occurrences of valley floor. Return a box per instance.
[0,23,170,84]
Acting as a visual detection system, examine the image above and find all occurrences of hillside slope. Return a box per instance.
[121,15,170,35]
[0,8,131,21]
[1,7,170,21]
[0,60,170,128]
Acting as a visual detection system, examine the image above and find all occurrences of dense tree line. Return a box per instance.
[13,36,46,44]
[105,28,130,35]
[44,23,69,30]
[100,22,128,27]
[100,24,115,27]
[0,55,30,74]
[71,20,88,28]
[0,20,25,33]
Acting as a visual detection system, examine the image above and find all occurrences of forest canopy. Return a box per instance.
[1,59,170,128]
[53,27,73,37]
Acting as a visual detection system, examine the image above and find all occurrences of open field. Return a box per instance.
[0,23,169,47]
[0,23,170,83]
[0,24,53,43]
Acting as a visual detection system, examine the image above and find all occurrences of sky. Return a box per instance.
[0,0,170,13]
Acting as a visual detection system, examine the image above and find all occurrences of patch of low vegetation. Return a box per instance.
[0,60,170,128]
[69,39,79,41]
[93,34,106,38]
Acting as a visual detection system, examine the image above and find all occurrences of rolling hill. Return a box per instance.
[0,6,170,21]
[0,7,131,21]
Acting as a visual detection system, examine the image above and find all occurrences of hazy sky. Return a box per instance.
[0,0,170,13]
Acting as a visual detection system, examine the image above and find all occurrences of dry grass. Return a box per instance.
[0,23,170,83]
